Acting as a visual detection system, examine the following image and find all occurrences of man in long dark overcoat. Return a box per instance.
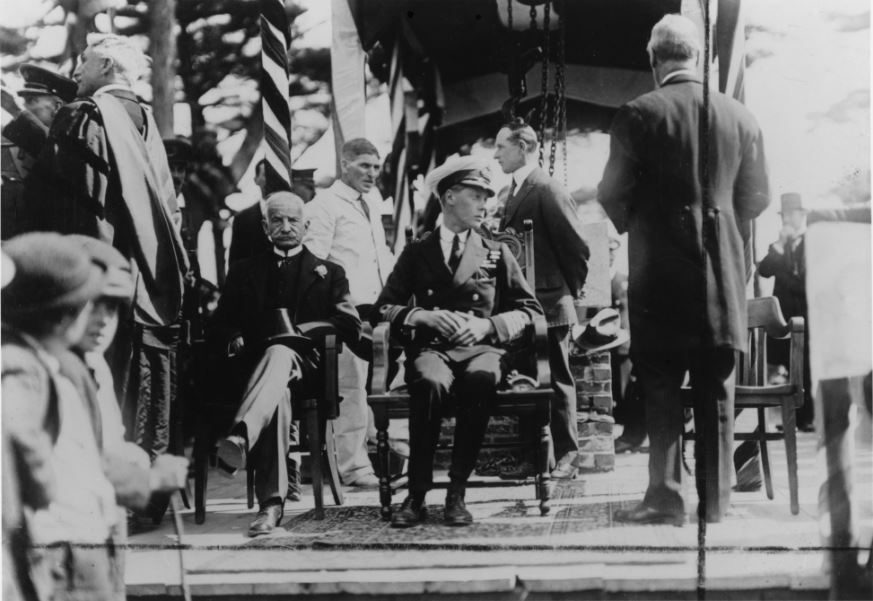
[598,14,771,524]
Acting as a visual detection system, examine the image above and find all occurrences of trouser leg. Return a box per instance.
[620,367,647,443]
[251,392,292,506]
[448,352,504,484]
[118,324,181,463]
[333,348,375,482]
[633,351,687,516]
[406,352,453,495]
[689,349,736,523]
[233,344,302,449]
[548,325,578,460]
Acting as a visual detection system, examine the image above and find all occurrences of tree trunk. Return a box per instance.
[149,0,177,137]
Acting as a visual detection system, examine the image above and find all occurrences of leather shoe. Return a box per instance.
[551,451,579,480]
[614,503,685,527]
[391,494,427,528]
[614,435,645,454]
[498,460,535,480]
[286,457,302,502]
[216,434,246,477]
[248,502,284,537]
[444,486,473,526]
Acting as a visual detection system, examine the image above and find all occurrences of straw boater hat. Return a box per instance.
[424,156,496,198]
[2,232,105,318]
[573,308,630,355]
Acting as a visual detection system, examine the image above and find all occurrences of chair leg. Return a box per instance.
[193,421,208,525]
[372,404,393,521]
[780,400,800,515]
[324,420,344,506]
[537,410,552,516]
[306,409,325,520]
[757,408,774,500]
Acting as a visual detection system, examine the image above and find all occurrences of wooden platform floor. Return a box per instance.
[126,412,872,599]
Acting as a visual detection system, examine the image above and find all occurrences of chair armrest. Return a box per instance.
[370,322,393,395]
[320,333,340,419]
[531,314,551,389]
[788,316,805,395]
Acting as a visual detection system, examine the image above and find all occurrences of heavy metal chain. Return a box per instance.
[538,1,551,167]
[555,0,567,184]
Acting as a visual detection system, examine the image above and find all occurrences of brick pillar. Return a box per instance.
[570,349,616,472]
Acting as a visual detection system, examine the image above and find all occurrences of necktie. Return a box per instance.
[508,178,517,199]
[448,234,462,273]
[357,195,371,221]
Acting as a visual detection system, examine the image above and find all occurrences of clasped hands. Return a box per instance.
[409,309,494,346]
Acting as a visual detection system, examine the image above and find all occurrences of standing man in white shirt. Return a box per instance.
[303,138,397,487]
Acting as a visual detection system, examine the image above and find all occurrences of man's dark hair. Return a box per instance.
[341,138,380,161]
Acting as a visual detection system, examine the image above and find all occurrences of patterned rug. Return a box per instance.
[248,480,640,550]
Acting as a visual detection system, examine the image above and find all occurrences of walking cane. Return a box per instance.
[170,491,192,601]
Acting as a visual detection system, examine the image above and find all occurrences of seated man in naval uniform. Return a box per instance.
[372,156,543,528]
[209,191,362,536]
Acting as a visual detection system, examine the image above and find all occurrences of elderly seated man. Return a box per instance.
[210,191,362,536]
[372,156,543,528]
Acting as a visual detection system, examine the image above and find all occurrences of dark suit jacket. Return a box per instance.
[599,74,771,353]
[209,246,362,357]
[758,237,806,320]
[500,167,590,327]
[373,228,543,362]
[229,202,271,266]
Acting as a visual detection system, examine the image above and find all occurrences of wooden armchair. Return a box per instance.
[192,334,344,523]
[683,296,805,514]
[367,220,554,519]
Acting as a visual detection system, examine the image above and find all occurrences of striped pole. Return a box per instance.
[260,0,293,194]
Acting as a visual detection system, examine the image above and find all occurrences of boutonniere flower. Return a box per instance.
[314,265,328,279]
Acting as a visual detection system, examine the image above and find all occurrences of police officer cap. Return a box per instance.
[424,155,495,198]
[163,137,194,165]
[18,64,77,104]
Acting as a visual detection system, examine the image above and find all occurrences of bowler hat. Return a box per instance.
[67,235,133,302]
[572,308,629,355]
[2,232,105,318]
[18,64,77,104]
[424,155,495,198]
[779,193,805,214]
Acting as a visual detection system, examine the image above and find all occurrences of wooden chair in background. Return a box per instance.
[192,334,344,523]
[683,296,805,514]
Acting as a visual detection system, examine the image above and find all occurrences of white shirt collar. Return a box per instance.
[332,179,365,202]
[511,161,537,188]
[93,83,135,97]
[439,226,470,245]
[273,245,304,259]
[660,69,698,86]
